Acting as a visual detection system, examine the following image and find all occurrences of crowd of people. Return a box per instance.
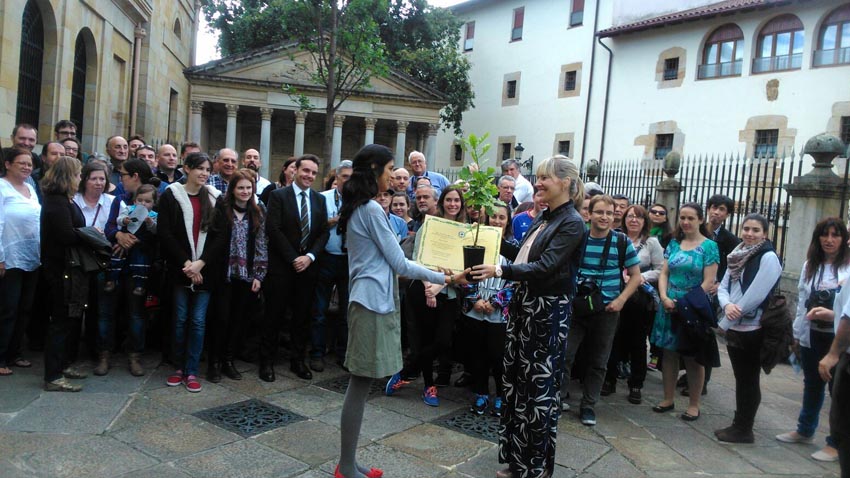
[2,120,850,478]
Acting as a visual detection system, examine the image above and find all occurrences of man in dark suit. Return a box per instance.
[261,154,329,381]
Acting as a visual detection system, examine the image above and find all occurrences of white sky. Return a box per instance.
[195,0,466,64]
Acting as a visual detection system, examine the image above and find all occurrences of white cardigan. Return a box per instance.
[794,261,850,347]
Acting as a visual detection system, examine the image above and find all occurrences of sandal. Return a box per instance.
[0,367,13,376]
[11,357,32,368]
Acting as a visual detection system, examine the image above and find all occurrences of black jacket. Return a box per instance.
[500,200,585,297]
[712,225,741,280]
[266,185,329,275]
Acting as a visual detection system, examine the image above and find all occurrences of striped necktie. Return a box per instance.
[300,191,309,250]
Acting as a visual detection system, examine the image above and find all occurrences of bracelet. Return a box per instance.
[448,274,455,284]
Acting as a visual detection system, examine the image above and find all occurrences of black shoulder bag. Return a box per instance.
[573,231,613,318]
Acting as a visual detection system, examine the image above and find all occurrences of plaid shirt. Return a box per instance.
[207,174,228,194]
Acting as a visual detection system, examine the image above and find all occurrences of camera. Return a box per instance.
[577,279,599,297]
[805,288,837,311]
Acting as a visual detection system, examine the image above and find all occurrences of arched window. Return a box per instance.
[70,31,87,136]
[698,24,744,79]
[173,18,182,39]
[814,4,850,66]
[754,14,804,72]
[16,0,44,127]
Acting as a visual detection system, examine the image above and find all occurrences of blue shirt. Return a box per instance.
[388,213,408,242]
[578,232,640,303]
[406,171,450,201]
[512,211,534,242]
[321,188,344,255]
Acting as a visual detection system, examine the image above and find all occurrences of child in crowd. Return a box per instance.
[105,184,158,296]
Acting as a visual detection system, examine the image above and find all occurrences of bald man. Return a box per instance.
[392,167,410,192]
[105,135,129,186]
[242,148,271,193]
[406,151,449,201]
[155,144,183,184]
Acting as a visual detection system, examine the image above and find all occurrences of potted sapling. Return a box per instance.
[457,133,500,280]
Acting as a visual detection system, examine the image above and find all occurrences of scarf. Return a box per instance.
[726,240,766,284]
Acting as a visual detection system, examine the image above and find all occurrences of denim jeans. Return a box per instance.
[562,310,620,408]
[799,329,836,447]
[311,253,349,359]
[172,286,211,377]
[0,268,38,364]
[97,273,146,353]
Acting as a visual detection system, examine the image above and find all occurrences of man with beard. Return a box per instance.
[242,148,271,193]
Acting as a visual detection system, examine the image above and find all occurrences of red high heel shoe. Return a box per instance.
[334,464,384,478]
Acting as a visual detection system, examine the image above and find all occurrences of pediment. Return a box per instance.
[186,42,445,102]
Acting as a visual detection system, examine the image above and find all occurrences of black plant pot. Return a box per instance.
[463,245,486,282]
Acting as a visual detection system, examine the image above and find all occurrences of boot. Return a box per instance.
[715,412,754,444]
[222,360,242,380]
[207,361,222,383]
[93,351,110,376]
[128,353,144,377]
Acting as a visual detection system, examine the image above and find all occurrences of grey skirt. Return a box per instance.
[344,281,402,378]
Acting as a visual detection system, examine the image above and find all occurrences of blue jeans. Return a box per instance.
[799,329,836,447]
[172,286,211,377]
[97,273,145,353]
[311,253,349,359]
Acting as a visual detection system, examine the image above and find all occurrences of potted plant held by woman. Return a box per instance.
[458,133,500,278]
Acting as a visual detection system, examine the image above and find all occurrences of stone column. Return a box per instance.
[331,115,346,168]
[293,110,308,157]
[225,104,239,150]
[190,101,204,144]
[363,117,378,146]
[425,123,439,165]
[259,107,273,179]
[781,134,849,293]
[395,120,409,164]
[654,152,683,228]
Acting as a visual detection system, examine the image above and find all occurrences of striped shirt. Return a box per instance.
[578,232,639,303]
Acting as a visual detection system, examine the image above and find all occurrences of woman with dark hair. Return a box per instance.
[158,153,223,393]
[0,148,41,375]
[713,213,782,443]
[74,161,114,231]
[603,204,664,404]
[259,157,297,205]
[648,203,673,248]
[206,170,267,382]
[390,191,412,226]
[335,144,466,478]
[471,155,586,478]
[651,203,718,421]
[777,217,850,461]
[96,158,161,376]
[40,157,91,391]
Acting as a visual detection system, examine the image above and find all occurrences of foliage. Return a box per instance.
[458,133,498,246]
[200,0,473,135]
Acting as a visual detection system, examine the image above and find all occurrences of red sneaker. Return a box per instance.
[166,370,183,387]
[184,375,202,393]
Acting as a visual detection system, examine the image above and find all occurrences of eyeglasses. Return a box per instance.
[649,209,667,215]
[57,130,76,136]
[626,214,643,220]
[119,171,131,177]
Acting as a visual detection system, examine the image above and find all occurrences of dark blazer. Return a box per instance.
[712,225,741,280]
[500,200,585,297]
[266,184,329,275]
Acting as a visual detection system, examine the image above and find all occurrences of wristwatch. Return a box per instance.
[495,265,503,278]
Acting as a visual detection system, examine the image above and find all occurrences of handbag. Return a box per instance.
[327,285,340,314]
[573,231,613,318]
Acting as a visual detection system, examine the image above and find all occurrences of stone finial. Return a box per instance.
[663,151,681,178]
[294,110,308,124]
[803,133,845,171]
[585,159,600,182]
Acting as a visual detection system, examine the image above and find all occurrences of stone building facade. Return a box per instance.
[0,0,199,153]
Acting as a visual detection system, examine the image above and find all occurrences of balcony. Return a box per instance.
[813,47,850,67]
[752,53,802,73]
[697,60,742,79]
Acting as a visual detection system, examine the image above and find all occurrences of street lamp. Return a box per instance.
[514,143,524,160]
[515,142,534,175]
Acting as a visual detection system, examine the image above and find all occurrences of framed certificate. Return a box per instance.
[413,215,503,271]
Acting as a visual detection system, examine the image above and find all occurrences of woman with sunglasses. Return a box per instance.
[648,204,673,249]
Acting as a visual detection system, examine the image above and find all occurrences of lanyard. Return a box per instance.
[91,203,102,227]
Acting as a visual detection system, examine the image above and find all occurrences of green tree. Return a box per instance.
[201,0,473,149]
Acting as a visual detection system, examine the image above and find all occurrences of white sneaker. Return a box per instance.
[775,432,814,444]
[561,401,570,412]
[811,449,839,462]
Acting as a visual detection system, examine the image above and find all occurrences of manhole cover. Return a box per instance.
[315,375,386,396]
[194,399,305,437]
[432,407,501,443]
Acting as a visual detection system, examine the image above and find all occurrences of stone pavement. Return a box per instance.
[0,345,841,478]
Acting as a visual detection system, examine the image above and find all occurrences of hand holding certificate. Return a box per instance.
[413,216,502,271]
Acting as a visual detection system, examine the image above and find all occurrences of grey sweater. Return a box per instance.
[347,200,444,314]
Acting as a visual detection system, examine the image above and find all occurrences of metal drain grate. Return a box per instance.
[432,407,501,443]
[194,399,306,438]
[314,375,386,396]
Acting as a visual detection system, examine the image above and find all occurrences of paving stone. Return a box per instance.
[141,365,173,391]
[0,431,81,457]
[319,443,449,477]
[581,408,654,439]
[256,419,340,466]
[0,460,39,478]
[117,463,195,478]
[218,373,307,397]
[316,403,420,442]
[648,426,760,474]
[146,380,250,414]
[112,414,240,461]
[264,385,346,418]
[368,394,465,421]
[584,450,644,478]
[174,439,309,478]
[4,392,128,434]
[291,470,334,478]
[605,402,689,429]
[607,437,692,471]
[737,443,836,475]
[0,373,41,412]
[15,435,157,478]
[79,369,148,395]
[107,395,181,432]
[556,414,608,444]
[380,423,491,467]
[454,444,502,478]
[553,435,610,471]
